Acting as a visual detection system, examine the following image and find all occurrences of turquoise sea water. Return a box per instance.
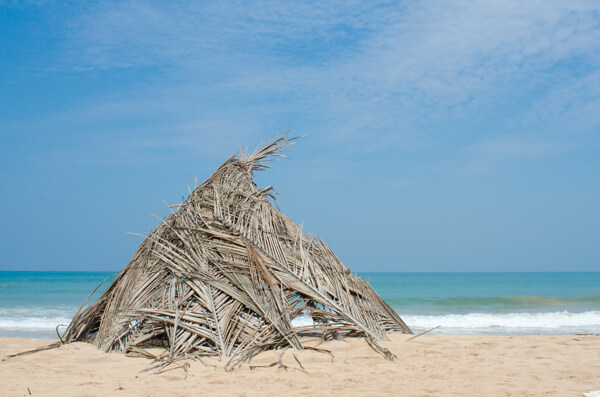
[1,271,599,338]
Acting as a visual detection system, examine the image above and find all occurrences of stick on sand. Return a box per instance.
[406,325,441,342]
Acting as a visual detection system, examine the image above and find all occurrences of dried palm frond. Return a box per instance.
[62,133,411,368]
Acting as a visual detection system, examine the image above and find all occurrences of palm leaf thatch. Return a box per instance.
[62,134,411,369]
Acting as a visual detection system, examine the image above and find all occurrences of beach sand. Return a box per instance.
[1,334,599,396]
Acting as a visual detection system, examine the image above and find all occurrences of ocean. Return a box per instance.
[1,271,599,338]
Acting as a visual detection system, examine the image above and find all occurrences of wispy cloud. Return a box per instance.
[11,0,600,164]
[2,0,600,271]
[467,137,565,157]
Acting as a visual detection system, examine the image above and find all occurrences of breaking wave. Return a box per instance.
[0,307,74,330]
[2,307,600,337]
[404,311,600,334]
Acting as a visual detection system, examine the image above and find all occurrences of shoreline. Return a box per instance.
[1,334,599,396]
[3,330,600,340]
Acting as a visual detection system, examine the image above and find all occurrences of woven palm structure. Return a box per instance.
[63,135,411,368]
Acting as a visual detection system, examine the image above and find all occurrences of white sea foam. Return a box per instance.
[2,308,600,335]
[404,311,600,334]
[291,315,314,328]
[0,307,74,330]
[0,317,73,329]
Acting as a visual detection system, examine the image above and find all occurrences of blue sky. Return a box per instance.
[1,1,599,272]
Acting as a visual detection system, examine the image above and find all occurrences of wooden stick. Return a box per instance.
[3,342,63,361]
[405,325,441,342]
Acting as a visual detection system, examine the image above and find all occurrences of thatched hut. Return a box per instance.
[63,134,411,369]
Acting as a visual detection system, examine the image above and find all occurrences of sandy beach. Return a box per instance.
[1,334,598,396]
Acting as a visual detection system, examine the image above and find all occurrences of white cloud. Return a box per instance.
[21,0,600,162]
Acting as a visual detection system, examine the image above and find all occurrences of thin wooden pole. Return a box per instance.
[406,325,441,342]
